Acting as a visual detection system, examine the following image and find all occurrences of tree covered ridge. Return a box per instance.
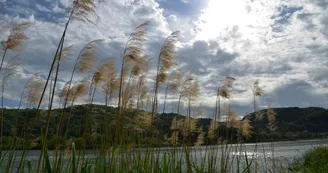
[1,105,328,150]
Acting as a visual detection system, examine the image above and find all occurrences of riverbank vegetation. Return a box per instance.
[1,0,328,172]
[0,105,327,151]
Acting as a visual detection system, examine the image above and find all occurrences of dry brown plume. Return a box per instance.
[208,119,218,140]
[157,31,180,86]
[1,21,33,52]
[226,107,239,129]
[252,79,263,112]
[181,71,200,102]
[72,0,97,24]
[169,117,181,144]
[267,105,277,132]
[58,81,72,104]
[1,54,19,86]
[253,79,263,96]
[124,21,149,61]
[195,127,205,147]
[57,45,74,62]
[168,67,183,92]
[1,21,33,71]
[239,118,253,139]
[76,39,103,73]
[218,76,236,99]
[26,77,45,106]
[74,78,90,99]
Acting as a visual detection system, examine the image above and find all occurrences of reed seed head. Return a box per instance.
[1,21,33,52]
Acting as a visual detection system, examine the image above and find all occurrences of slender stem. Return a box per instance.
[162,84,169,114]
[122,69,133,111]
[114,57,125,146]
[37,30,66,173]
[136,76,143,111]
[177,93,182,114]
[0,48,8,72]
[0,82,4,157]
[253,91,256,112]
[17,102,29,173]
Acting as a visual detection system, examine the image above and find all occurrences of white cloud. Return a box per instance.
[36,4,52,12]
[0,0,328,117]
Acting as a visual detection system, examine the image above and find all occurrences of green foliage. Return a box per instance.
[288,146,328,173]
[73,137,85,150]
[245,107,328,142]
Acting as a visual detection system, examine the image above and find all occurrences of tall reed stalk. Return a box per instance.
[0,55,19,157]
[115,21,149,147]
[33,1,97,172]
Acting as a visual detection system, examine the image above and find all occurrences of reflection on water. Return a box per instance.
[231,151,272,158]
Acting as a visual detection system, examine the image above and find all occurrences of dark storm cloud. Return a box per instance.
[312,0,328,9]
[178,40,239,75]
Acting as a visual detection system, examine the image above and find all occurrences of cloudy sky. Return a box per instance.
[0,0,327,118]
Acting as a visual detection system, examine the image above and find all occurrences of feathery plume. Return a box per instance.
[72,0,97,24]
[1,21,33,51]
[239,118,253,139]
[181,71,200,102]
[1,21,33,70]
[219,76,235,99]
[1,54,19,85]
[58,81,72,104]
[72,77,89,99]
[168,67,183,92]
[169,117,180,144]
[26,77,45,105]
[253,79,263,96]
[195,127,205,147]
[267,105,277,132]
[208,119,218,140]
[57,45,74,62]
[181,117,197,137]
[124,21,149,60]
[252,79,263,112]
[157,31,180,86]
[226,108,239,129]
[76,39,103,72]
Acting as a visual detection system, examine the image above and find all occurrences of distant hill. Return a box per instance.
[1,105,328,149]
[245,107,328,142]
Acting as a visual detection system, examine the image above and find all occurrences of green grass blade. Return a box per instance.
[27,159,33,173]
[72,142,76,173]
[44,149,53,173]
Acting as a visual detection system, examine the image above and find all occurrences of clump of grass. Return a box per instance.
[288,146,328,173]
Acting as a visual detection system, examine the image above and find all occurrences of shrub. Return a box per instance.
[73,137,85,150]
[288,146,328,173]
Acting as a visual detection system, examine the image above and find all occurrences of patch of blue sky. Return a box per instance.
[157,0,207,17]
[0,0,67,22]
[271,5,303,33]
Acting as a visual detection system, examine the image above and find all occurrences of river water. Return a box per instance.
[3,138,328,172]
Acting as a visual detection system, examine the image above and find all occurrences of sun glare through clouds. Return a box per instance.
[196,0,273,43]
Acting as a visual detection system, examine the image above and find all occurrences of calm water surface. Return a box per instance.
[3,138,328,172]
